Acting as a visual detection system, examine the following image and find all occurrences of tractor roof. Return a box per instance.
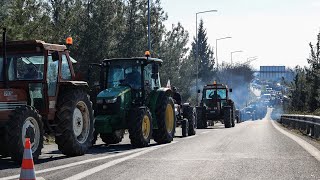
[204,83,228,89]
[0,40,67,52]
[103,57,163,63]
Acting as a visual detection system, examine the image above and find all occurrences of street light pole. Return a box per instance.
[230,50,243,64]
[147,0,151,51]
[216,36,232,70]
[195,9,217,106]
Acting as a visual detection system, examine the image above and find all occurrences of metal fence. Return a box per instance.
[280,114,320,139]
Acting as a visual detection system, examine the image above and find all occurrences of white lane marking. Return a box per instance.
[0,149,144,180]
[0,142,178,180]
[271,120,320,162]
[201,131,210,134]
[184,135,198,139]
[64,142,177,180]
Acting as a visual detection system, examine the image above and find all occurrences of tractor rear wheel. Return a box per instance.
[181,119,188,137]
[55,89,94,156]
[153,96,176,144]
[7,106,43,163]
[129,108,152,147]
[223,106,232,128]
[101,130,125,145]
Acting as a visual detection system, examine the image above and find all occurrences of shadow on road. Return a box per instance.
[0,143,137,170]
[0,156,20,170]
[88,143,134,154]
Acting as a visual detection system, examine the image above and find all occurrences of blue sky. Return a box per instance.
[161,0,320,69]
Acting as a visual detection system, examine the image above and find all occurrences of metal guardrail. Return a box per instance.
[280,114,320,139]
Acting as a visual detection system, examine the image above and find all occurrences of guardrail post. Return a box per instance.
[306,123,310,136]
[314,125,320,139]
[291,118,295,129]
[300,117,305,133]
[310,125,315,137]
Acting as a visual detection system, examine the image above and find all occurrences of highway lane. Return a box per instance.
[1,109,319,180]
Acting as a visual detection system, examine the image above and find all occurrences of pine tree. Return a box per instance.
[190,19,215,83]
[306,31,320,112]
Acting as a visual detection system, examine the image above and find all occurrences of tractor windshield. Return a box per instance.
[0,53,44,81]
[205,89,227,99]
[107,60,142,89]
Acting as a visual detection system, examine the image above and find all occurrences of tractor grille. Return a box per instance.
[96,103,120,115]
[0,101,27,111]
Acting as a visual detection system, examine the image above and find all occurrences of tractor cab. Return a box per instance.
[201,82,232,114]
[0,40,77,121]
[92,53,163,110]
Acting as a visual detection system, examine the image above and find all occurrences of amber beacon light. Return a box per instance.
[66,37,73,45]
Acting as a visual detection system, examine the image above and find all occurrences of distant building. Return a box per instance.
[259,66,294,81]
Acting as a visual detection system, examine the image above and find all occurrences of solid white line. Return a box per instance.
[1,141,178,180]
[201,131,210,134]
[64,142,176,180]
[0,149,144,180]
[184,135,198,139]
[271,120,320,162]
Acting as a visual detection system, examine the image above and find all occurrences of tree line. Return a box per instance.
[288,31,320,114]
[1,0,254,105]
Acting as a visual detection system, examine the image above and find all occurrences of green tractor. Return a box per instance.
[196,81,236,129]
[89,53,176,147]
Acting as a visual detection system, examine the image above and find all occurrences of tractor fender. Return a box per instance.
[59,81,89,92]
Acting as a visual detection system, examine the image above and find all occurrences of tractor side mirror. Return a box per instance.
[229,89,233,92]
[52,51,59,61]
[197,89,201,94]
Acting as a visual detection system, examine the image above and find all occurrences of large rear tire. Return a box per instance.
[7,106,44,163]
[101,130,125,145]
[129,108,152,147]
[153,96,176,144]
[55,89,94,156]
[224,106,232,128]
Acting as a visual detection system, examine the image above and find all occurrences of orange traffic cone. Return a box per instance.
[19,138,36,180]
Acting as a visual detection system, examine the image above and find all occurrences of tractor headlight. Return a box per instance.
[97,99,103,104]
[105,97,118,104]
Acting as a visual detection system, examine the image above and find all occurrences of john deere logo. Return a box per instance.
[4,90,13,97]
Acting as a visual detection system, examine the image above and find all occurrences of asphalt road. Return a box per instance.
[1,109,320,180]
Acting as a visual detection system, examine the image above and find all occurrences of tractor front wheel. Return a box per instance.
[129,108,153,147]
[101,130,125,145]
[55,89,94,156]
[7,106,43,163]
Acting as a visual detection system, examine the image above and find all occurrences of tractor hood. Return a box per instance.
[97,86,130,99]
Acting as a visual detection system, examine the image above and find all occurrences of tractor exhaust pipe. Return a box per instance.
[2,28,8,88]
